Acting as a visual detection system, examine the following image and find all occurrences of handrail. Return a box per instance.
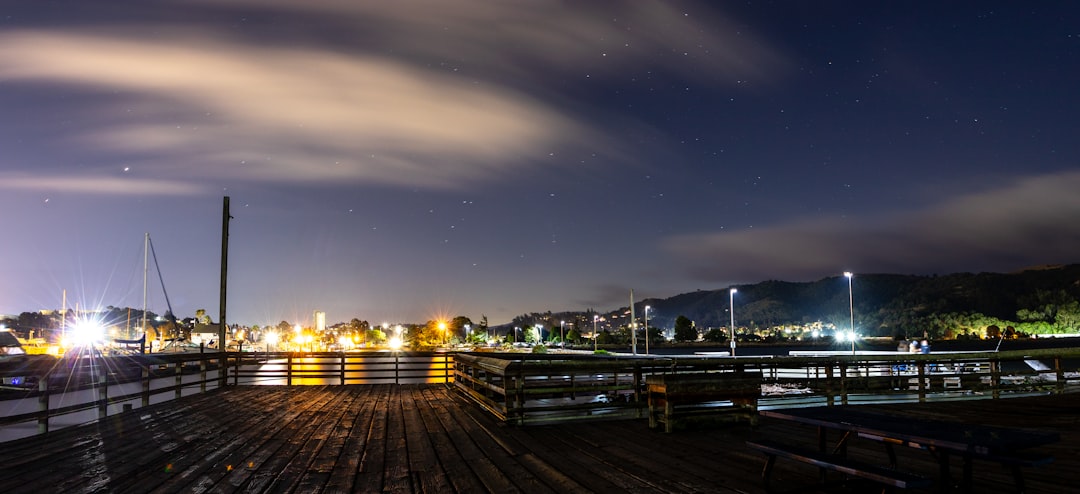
[452,348,1080,425]
[2,348,1077,437]
[0,350,454,441]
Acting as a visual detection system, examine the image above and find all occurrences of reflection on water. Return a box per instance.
[236,354,453,385]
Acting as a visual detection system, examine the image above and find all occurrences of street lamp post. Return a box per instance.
[729,288,737,356]
[644,306,650,355]
[593,315,599,352]
[845,272,855,355]
[560,320,565,347]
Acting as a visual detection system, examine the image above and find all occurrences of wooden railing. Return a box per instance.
[452,348,1080,425]
[0,350,453,439]
[229,351,453,385]
[2,347,1078,436]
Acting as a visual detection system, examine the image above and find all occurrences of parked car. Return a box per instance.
[0,331,27,360]
[0,330,30,386]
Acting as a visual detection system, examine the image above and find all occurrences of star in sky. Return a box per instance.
[0,1,1077,326]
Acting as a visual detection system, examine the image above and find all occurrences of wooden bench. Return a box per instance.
[646,372,760,433]
[856,431,1054,492]
[746,439,932,492]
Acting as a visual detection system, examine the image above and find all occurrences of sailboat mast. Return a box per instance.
[61,289,67,342]
[143,233,149,344]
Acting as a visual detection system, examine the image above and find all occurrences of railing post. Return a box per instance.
[142,360,151,407]
[394,352,400,384]
[839,362,848,406]
[990,359,1001,399]
[340,353,346,385]
[175,359,183,400]
[516,363,526,425]
[97,369,108,420]
[824,364,835,407]
[917,361,927,403]
[287,353,293,386]
[200,355,208,393]
[444,353,450,384]
[219,350,228,389]
[37,374,49,435]
[220,353,229,388]
[1055,356,1065,394]
[633,364,643,417]
[234,352,240,386]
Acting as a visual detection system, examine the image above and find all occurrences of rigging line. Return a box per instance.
[119,237,144,306]
[147,235,176,322]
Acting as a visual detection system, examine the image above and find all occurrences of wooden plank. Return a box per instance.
[322,386,382,493]
[291,386,370,493]
[549,419,738,492]
[400,385,452,494]
[441,386,599,493]
[258,387,360,492]
[118,387,307,492]
[115,387,325,493]
[414,386,488,492]
[420,386,526,493]
[351,384,391,492]
[236,387,352,493]
[0,396,202,488]
[381,385,412,493]
[12,389,261,493]
[2,384,1079,494]
[135,387,312,493]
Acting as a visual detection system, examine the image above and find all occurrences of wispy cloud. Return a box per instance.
[662,171,1080,281]
[0,173,204,195]
[0,1,786,194]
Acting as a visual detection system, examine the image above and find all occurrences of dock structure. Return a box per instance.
[0,384,1076,493]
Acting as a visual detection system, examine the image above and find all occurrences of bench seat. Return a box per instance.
[746,438,932,491]
[646,373,760,432]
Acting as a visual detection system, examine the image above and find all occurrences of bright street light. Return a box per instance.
[70,316,105,347]
[593,315,599,351]
[729,288,737,356]
[265,332,278,352]
[844,272,855,355]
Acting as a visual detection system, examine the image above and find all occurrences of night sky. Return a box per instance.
[2,1,1078,327]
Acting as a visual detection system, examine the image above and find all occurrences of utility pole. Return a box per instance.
[630,289,636,355]
[219,196,231,387]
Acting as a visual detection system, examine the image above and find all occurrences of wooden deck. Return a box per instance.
[0,384,1076,493]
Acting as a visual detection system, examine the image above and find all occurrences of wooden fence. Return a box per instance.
[2,347,1078,437]
[0,350,452,438]
[452,348,1080,425]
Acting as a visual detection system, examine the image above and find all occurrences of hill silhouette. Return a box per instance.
[498,264,1080,340]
